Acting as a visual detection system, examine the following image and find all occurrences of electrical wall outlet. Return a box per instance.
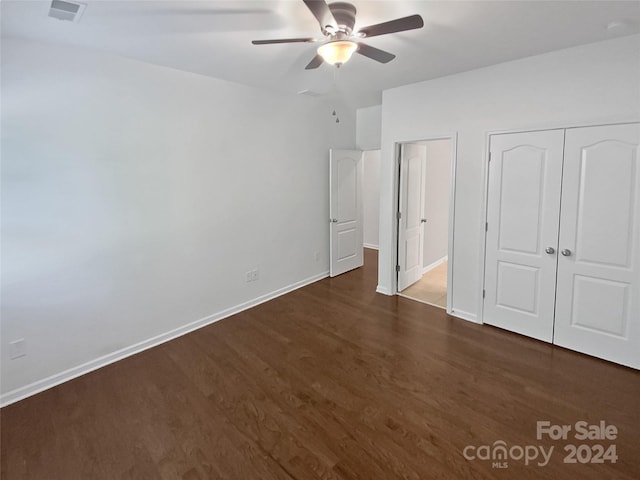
[245,268,260,282]
[9,338,26,359]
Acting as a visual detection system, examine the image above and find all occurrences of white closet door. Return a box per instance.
[484,130,564,342]
[554,123,640,369]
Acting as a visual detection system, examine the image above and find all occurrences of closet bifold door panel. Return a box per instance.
[484,129,565,342]
[553,123,640,369]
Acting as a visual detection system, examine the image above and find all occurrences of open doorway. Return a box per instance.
[362,150,380,282]
[362,149,381,265]
[396,138,454,310]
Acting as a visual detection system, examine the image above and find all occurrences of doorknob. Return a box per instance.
[545,247,555,254]
[330,218,338,223]
[421,218,427,223]
[561,249,572,256]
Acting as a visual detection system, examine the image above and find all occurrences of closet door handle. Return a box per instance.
[421,218,427,224]
[561,249,572,257]
[545,247,555,254]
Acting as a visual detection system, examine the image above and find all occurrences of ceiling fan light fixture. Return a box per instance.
[317,40,358,66]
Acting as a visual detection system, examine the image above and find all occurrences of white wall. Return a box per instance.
[362,150,381,249]
[356,105,382,150]
[378,35,640,318]
[423,139,451,268]
[358,105,382,250]
[0,38,355,403]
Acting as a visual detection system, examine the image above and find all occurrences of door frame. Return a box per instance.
[392,133,458,315]
[478,120,640,325]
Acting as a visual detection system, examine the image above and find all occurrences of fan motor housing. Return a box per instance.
[329,2,357,34]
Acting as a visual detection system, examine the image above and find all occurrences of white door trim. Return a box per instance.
[389,133,458,317]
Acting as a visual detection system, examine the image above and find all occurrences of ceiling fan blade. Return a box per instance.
[305,54,324,70]
[303,0,336,31]
[358,14,424,38]
[252,38,316,45]
[356,43,396,63]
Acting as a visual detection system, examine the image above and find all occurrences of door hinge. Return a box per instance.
[483,289,486,299]
[396,211,402,220]
[485,222,488,232]
[396,265,400,272]
[488,152,492,162]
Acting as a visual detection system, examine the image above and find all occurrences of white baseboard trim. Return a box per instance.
[363,243,379,250]
[376,285,392,295]
[0,271,329,407]
[422,255,448,275]
[449,308,480,324]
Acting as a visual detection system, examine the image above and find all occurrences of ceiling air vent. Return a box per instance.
[48,0,86,23]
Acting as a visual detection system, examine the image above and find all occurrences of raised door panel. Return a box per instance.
[336,157,358,262]
[498,146,546,255]
[337,158,357,224]
[573,141,636,268]
[483,129,564,342]
[554,123,640,368]
[496,262,539,314]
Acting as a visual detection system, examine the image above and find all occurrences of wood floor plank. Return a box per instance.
[2,249,639,479]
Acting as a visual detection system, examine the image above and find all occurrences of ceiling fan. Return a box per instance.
[252,0,424,69]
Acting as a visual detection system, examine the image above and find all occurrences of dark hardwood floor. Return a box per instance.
[2,249,639,479]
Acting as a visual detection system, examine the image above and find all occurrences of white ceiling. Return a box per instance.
[2,0,639,107]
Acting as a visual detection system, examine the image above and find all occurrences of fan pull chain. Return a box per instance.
[331,60,341,124]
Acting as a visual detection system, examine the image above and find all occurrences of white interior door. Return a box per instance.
[554,123,640,368]
[397,143,427,291]
[330,149,364,277]
[484,130,564,342]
